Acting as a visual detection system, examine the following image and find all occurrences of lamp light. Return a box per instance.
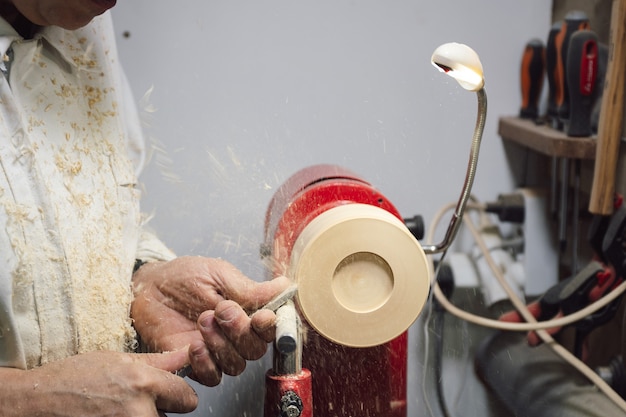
[431,42,485,91]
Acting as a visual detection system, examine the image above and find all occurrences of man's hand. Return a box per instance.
[131,256,291,386]
[0,350,197,417]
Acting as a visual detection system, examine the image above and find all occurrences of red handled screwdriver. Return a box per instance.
[555,10,590,128]
[566,29,599,137]
[554,12,589,254]
[565,29,599,269]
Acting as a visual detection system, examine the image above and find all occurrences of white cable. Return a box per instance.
[420,301,437,417]
[426,199,626,412]
[428,202,626,331]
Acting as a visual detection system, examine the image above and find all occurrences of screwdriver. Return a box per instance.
[566,29,598,272]
[519,39,545,121]
[546,21,562,221]
[555,10,590,129]
[553,11,589,255]
[566,29,599,137]
[546,21,562,129]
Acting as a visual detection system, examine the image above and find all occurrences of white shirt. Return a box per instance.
[0,13,175,370]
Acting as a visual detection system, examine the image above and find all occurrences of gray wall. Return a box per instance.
[111,2,551,416]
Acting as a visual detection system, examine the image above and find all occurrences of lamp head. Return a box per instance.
[431,42,484,91]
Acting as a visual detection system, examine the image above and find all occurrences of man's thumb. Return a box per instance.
[252,275,294,310]
[228,275,293,310]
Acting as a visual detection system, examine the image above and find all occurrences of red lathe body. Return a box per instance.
[263,164,409,417]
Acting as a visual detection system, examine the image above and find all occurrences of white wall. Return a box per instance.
[111,2,551,416]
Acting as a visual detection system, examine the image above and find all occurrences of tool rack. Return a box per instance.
[499,115,596,277]
[499,116,596,160]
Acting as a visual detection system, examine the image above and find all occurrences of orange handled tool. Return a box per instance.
[520,39,545,120]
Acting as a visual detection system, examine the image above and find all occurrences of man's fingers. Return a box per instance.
[192,300,275,385]
[152,371,198,414]
[214,300,269,360]
[250,308,278,342]
[188,339,222,386]
[197,310,246,375]
[134,350,198,414]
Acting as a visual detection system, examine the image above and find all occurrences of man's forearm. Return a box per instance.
[0,367,43,417]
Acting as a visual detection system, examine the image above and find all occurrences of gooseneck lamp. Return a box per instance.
[422,42,487,255]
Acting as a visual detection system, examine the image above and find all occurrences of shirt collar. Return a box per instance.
[0,15,20,57]
[0,14,92,70]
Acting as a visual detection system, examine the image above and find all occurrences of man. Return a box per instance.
[0,0,289,415]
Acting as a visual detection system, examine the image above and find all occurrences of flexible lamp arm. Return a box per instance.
[422,43,487,255]
[422,87,487,254]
